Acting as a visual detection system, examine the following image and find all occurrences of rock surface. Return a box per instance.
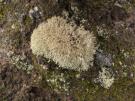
[0,0,135,101]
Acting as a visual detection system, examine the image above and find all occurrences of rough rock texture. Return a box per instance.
[0,0,135,101]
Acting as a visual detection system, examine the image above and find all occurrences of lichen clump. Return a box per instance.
[31,16,96,71]
[98,68,114,89]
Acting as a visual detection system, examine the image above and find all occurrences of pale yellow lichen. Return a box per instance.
[98,68,114,89]
[31,16,96,71]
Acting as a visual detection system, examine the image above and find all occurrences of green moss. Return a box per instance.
[72,77,135,101]
[0,4,7,21]
[91,0,113,8]
[109,78,134,101]
[24,16,32,27]
[71,80,99,101]
[122,1,135,13]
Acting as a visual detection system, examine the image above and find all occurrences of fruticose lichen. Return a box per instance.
[31,16,96,71]
[96,67,114,89]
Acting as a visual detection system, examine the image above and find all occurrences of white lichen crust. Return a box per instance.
[98,67,114,89]
[31,16,96,71]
